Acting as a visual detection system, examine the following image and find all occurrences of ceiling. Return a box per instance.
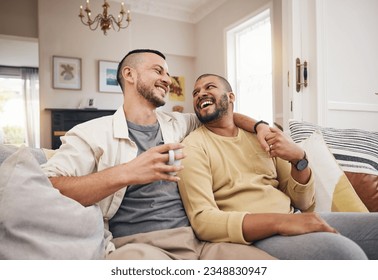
[114,0,227,23]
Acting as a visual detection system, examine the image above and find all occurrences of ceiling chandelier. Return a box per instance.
[79,0,131,35]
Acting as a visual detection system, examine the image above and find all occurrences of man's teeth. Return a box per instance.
[200,101,213,109]
[157,86,166,94]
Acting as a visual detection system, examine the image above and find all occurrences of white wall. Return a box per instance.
[194,0,283,126]
[38,0,196,148]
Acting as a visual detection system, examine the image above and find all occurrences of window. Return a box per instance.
[227,8,273,125]
[0,66,40,147]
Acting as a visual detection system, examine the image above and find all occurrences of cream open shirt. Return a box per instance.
[41,106,199,253]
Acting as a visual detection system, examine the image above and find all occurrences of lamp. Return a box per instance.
[79,0,131,35]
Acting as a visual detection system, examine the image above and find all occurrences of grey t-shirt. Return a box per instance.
[109,120,189,238]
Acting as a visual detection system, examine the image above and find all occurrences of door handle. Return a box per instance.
[296,58,308,92]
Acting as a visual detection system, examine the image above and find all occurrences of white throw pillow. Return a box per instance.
[298,131,368,212]
[0,147,105,259]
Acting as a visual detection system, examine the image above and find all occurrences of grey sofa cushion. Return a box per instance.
[0,145,47,165]
[0,147,105,259]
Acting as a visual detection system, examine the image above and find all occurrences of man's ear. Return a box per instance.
[122,66,135,83]
[229,91,236,103]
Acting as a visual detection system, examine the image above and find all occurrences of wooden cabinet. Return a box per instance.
[47,109,116,149]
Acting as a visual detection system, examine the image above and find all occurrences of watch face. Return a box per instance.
[296,159,308,171]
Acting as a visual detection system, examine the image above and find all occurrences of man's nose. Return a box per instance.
[198,89,208,98]
[162,74,172,85]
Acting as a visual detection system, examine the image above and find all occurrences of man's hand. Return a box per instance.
[264,127,312,185]
[122,143,185,185]
[276,212,338,236]
[232,114,271,152]
[255,123,271,152]
[264,126,304,162]
[243,212,338,242]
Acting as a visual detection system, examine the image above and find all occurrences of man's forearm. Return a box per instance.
[291,166,312,185]
[233,113,258,133]
[242,213,281,241]
[233,113,270,151]
[49,164,128,206]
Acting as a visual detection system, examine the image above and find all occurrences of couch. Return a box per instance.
[0,145,105,259]
[288,120,377,212]
[0,121,377,259]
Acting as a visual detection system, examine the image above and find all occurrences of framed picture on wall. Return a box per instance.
[52,56,82,90]
[99,60,122,93]
[169,76,185,101]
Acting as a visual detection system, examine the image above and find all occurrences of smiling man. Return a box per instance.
[177,73,378,260]
[41,50,275,260]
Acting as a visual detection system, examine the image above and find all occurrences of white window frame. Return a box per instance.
[226,3,273,124]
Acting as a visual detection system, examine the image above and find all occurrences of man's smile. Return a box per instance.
[197,98,215,110]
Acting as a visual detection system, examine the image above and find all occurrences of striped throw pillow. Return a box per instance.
[289,120,378,176]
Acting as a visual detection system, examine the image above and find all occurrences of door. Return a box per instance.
[282,0,378,131]
[282,0,317,125]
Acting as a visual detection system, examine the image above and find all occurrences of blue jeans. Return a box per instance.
[254,212,378,260]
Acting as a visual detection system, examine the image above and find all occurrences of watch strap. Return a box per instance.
[253,120,269,134]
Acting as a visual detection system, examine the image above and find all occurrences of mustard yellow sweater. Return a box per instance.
[178,126,315,244]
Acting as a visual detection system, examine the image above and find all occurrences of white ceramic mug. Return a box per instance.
[167,149,182,175]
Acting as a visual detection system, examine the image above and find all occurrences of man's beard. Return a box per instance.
[195,93,229,124]
[136,76,166,107]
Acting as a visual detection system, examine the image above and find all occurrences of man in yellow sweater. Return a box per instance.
[178,74,378,259]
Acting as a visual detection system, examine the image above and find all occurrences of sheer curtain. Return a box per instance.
[21,67,40,148]
[226,9,273,125]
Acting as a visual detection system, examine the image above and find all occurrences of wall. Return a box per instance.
[1,0,285,148]
[38,0,196,148]
[0,0,38,67]
[194,0,283,125]
[0,0,38,38]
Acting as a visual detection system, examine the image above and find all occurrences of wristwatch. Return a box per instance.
[253,120,269,134]
[291,152,308,171]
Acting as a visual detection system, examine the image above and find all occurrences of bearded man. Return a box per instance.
[177,73,378,260]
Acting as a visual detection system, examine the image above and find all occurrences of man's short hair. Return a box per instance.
[116,49,166,91]
[196,74,233,92]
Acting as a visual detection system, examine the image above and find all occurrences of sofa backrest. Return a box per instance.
[0,145,47,165]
